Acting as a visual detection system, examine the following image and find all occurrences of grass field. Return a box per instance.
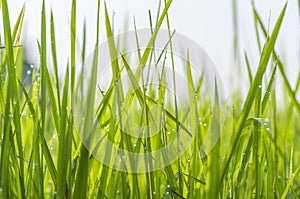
[0,0,300,198]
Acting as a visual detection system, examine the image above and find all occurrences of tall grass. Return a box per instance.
[0,0,299,198]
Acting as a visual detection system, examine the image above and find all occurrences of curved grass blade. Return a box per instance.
[221,3,287,183]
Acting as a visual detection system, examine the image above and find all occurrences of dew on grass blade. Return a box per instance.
[74,28,225,173]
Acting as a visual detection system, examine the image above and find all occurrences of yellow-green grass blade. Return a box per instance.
[221,3,287,183]
[40,1,47,196]
[261,64,277,114]
[0,4,24,66]
[74,1,100,197]
[253,4,300,115]
[280,166,300,199]
[13,48,26,198]
[50,10,61,112]
[56,67,70,199]
[163,0,183,193]
[70,0,76,95]
[185,50,198,198]
[0,0,24,198]
[18,78,58,187]
[244,51,253,83]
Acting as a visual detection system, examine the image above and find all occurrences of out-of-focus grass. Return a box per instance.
[0,0,299,198]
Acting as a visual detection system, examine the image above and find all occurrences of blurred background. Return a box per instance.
[2,0,299,97]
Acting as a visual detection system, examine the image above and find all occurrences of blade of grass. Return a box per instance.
[74,1,100,198]
[244,51,253,83]
[253,4,300,115]
[281,166,300,199]
[50,10,61,112]
[57,67,70,199]
[40,1,47,197]
[221,3,287,183]
[0,0,24,198]
[70,0,76,95]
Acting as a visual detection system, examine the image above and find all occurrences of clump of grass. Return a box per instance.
[0,0,299,198]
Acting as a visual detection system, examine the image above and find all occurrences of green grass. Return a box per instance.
[1,0,300,198]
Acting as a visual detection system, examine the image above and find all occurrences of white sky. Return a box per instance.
[4,0,300,96]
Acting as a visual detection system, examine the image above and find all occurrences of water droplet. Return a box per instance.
[153,191,156,195]
[266,127,270,131]
[258,85,262,89]
[27,70,31,75]
[133,143,137,147]
[203,123,207,127]
[187,159,191,162]
[30,64,35,69]
[121,155,126,159]
[167,184,170,188]
[167,131,171,135]
[116,190,120,194]
[166,191,169,195]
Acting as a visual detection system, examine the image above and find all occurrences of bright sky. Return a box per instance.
[4,0,300,96]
